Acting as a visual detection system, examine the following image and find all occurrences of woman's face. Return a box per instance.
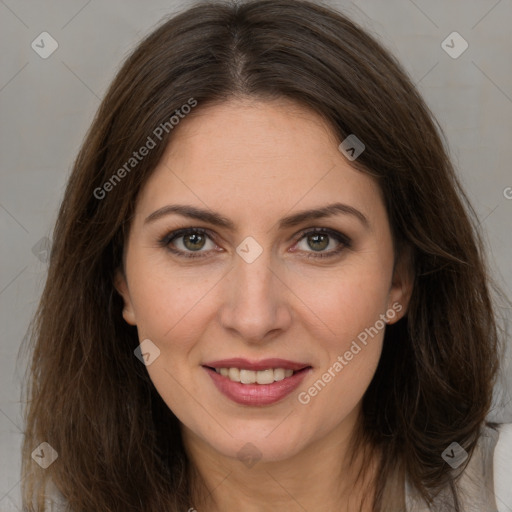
[116,97,411,463]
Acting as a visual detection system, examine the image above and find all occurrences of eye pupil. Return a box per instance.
[184,233,206,251]
[308,233,329,251]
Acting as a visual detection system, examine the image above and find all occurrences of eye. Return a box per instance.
[293,228,351,259]
[159,227,351,259]
[160,228,217,258]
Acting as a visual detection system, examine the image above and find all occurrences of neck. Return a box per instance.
[182,411,382,512]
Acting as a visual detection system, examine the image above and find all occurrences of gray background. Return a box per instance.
[1,0,511,509]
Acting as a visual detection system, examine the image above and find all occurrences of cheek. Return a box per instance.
[132,275,209,418]
[294,270,388,427]
[291,253,393,344]
[296,334,383,441]
[127,265,216,401]
[128,264,215,342]
[291,255,391,414]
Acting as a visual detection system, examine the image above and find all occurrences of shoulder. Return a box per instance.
[36,479,69,511]
[462,421,512,512]
[493,422,512,512]
[405,422,512,512]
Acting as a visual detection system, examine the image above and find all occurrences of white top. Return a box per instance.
[405,423,512,511]
[44,423,512,511]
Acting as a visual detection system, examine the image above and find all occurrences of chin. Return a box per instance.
[196,418,311,464]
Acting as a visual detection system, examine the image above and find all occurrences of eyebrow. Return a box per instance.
[144,202,370,231]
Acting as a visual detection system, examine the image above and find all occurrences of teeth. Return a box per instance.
[214,367,296,384]
[228,368,240,382]
[256,369,274,384]
[273,368,286,381]
[240,369,256,384]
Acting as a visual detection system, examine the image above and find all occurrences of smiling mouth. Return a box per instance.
[203,366,311,385]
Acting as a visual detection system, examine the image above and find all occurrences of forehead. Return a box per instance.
[134,98,384,226]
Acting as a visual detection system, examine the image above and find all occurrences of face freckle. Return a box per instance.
[115,97,412,465]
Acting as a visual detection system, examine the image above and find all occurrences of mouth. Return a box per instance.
[202,358,312,406]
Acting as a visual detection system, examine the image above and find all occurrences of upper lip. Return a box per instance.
[203,358,311,371]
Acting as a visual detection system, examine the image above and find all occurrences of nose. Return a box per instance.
[217,247,292,344]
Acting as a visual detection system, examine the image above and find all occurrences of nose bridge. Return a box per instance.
[218,239,290,341]
[234,234,275,293]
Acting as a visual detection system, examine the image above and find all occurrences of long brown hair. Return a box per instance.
[21,0,505,510]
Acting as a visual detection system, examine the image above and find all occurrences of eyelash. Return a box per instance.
[158,227,352,260]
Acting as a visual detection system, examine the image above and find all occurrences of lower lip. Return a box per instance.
[203,366,311,406]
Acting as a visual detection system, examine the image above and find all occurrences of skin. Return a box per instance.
[115,97,413,511]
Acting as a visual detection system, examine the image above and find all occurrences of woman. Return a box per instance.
[21,0,512,510]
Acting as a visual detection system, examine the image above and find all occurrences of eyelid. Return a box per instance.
[160,226,215,243]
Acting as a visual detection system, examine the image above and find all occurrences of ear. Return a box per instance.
[386,245,414,325]
[114,268,137,326]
